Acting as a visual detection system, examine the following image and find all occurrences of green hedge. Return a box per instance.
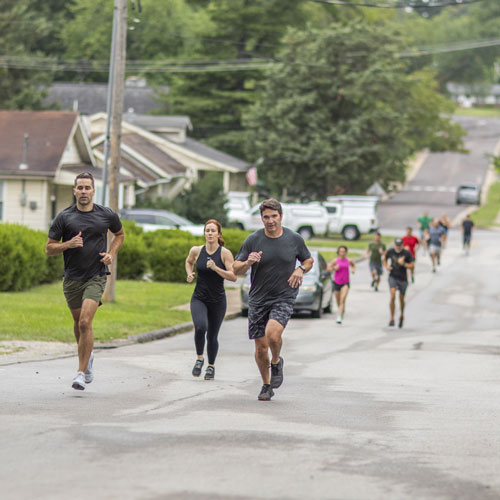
[0,222,250,290]
[0,223,63,291]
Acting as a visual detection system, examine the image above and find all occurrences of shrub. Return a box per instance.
[221,228,250,257]
[117,231,148,280]
[148,238,195,282]
[0,223,63,291]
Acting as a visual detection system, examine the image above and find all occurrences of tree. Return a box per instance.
[0,1,57,109]
[160,0,310,158]
[244,24,466,199]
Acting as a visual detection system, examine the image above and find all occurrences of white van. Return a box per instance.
[234,202,328,239]
[225,191,251,228]
[311,196,378,240]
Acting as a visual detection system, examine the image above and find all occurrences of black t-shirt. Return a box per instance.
[385,248,413,282]
[48,204,122,281]
[193,245,226,303]
[235,227,311,306]
[462,219,474,236]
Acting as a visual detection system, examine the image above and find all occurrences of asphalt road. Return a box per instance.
[378,116,500,232]
[2,229,499,500]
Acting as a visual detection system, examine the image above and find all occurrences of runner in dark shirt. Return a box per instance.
[46,172,124,391]
[233,199,313,401]
[462,215,474,255]
[383,238,414,328]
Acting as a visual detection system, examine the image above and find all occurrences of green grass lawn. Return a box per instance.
[0,281,194,343]
[469,181,500,227]
[454,107,500,118]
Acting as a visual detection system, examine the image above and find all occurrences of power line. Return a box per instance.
[311,0,483,8]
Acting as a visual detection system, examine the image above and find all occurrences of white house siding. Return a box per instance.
[60,136,83,165]
[55,184,75,215]
[3,179,51,231]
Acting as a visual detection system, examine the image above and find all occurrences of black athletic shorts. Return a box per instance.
[388,276,408,295]
[333,281,349,292]
[247,300,295,340]
[463,234,471,245]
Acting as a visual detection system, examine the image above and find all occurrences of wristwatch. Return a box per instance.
[298,265,306,272]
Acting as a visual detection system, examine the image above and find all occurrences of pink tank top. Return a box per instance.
[333,257,350,285]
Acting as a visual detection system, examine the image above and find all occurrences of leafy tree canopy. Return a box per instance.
[244,24,466,199]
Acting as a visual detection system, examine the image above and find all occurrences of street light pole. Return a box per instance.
[103,0,128,302]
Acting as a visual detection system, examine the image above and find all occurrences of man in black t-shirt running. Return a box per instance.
[234,199,314,401]
[46,172,124,391]
[383,238,414,329]
[462,215,474,255]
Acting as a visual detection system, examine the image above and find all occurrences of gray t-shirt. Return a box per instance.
[429,226,445,246]
[235,227,311,306]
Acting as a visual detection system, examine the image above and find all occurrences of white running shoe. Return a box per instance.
[72,371,86,391]
[85,352,94,384]
[336,315,342,324]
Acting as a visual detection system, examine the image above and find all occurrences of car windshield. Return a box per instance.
[162,212,194,225]
[459,186,477,191]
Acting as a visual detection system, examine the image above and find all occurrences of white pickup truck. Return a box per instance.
[311,196,379,240]
[232,202,329,239]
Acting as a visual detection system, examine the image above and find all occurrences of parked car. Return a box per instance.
[240,251,333,318]
[120,208,205,236]
[456,183,481,205]
[310,195,379,240]
[232,203,329,239]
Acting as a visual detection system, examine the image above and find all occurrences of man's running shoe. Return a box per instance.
[85,351,94,384]
[374,285,378,292]
[411,275,415,284]
[371,279,375,288]
[270,357,284,388]
[204,366,215,380]
[72,371,85,391]
[388,319,395,327]
[399,317,404,328]
[258,384,274,401]
[432,268,436,273]
[192,359,204,377]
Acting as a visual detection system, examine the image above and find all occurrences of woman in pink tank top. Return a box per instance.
[327,245,356,324]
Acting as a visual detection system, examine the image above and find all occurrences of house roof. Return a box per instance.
[44,82,169,115]
[60,164,133,183]
[124,113,192,132]
[180,137,251,172]
[0,110,80,176]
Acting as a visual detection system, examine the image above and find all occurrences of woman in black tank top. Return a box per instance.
[185,219,237,380]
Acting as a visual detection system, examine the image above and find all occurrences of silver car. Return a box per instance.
[240,251,333,318]
[456,184,481,205]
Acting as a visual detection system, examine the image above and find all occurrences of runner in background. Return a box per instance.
[327,245,356,324]
[417,211,432,255]
[402,227,419,284]
[439,213,452,249]
[366,232,385,292]
[462,215,475,255]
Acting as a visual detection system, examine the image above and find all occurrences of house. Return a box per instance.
[446,82,500,107]
[0,110,134,231]
[88,112,251,200]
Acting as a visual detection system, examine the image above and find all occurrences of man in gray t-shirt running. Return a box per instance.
[234,199,313,401]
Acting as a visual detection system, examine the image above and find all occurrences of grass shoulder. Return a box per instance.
[454,107,500,118]
[469,181,500,228]
[0,281,194,343]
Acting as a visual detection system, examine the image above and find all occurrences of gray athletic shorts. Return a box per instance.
[369,262,383,276]
[388,276,408,295]
[429,244,441,255]
[247,300,295,340]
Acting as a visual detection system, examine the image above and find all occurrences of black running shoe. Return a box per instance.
[388,319,395,327]
[204,366,215,380]
[192,359,204,377]
[270,357,284,389]
[398,317,404,328]
[258,384,274,401]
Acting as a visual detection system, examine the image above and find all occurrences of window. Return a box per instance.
[131,214,156,224]
[0,180,4,220]
[155,215,176,225]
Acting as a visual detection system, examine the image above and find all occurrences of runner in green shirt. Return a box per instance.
[366,232,386,292]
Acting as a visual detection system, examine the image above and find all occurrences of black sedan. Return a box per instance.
[240,251,333,318]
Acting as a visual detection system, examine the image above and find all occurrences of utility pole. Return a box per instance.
[103,0,128,302]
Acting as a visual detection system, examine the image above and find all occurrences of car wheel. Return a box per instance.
[342,225,360,241]
[241,308,248,317]
[298,226,313,240]
[311,293,323,318]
